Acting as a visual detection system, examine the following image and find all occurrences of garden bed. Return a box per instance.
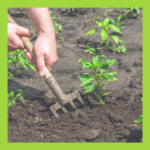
[8,8,142,142]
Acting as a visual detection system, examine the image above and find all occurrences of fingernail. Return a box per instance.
[39,71,43,76]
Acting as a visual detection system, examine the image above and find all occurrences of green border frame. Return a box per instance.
[1,0,147,149]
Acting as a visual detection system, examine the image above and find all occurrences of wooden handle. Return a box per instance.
[8,13,52,78]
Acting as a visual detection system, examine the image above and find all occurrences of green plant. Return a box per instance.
[104,10,112,17]
[50,10,63,33]
[78,55,117,104]
[105,40,126,53]
[8,89,28,107]
[134,98,143,123]
[8,49,36,74]
[9,73,14,80]
[93,16,100,20]
[59,37,65,40]
[124,7,140,18]
[110,15,125,29]
[84,15,87,18]
[87,18,121,47]
[68,8,75,13]
[85,43,95,61]
[34,117,42,122]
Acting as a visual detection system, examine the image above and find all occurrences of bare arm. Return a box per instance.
[25,8,54,36]
[24,8,58,76]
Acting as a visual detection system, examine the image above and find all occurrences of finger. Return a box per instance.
[24,49,37,67]
[16,26,33,38]
[36,54,45,77]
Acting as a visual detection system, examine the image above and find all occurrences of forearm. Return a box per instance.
[25,8,55,36]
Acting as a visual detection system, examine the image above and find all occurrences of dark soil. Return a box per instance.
[8,8,143,143]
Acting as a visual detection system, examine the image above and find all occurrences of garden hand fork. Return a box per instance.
[8,13,85,118]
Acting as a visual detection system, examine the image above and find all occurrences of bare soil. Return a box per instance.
[8,8,143,142]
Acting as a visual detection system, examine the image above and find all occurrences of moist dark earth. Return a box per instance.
[8,8,143,142]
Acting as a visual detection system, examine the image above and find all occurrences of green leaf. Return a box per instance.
[86,29,97,35]
[79,74,95,86]
[101,29,108,42]
[9,91,14,98]
[110,35,119,44]
[107,77,118,82]
[103,18,109,26]
[84,83,96,94]
[16,93,22,98]
[8,51,14,54]
[102,92,111,96]
[32,25,36,29]
[101,82,105,87]
[53,22,59,26]
[94,21,103,26]
[27,63,36,71]
[11,99,15,106]
[118,15,122,21]
[100,100,105,105]
[92,56,101,66]
[101,55,107,59]
[20,57,27,64]
[78,59,84,63]
[110,19,115,24]
[109,24,121,33]
[50,10,53,15]
[134,116,143,123]
[59,25,62,30]
[80,61,93,69]
[122,48,126,53]
[97,47,102,50]
[9,73,13,79]
[108,59,117,66]
[100,61,109,73]
[22,90,28,95]
[106,71,117,76]
[135,8,140,15]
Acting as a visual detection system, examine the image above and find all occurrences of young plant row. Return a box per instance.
[8,49,36,107]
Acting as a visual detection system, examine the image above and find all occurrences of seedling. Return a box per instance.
[106,40,126,53]
[84,15,87,18]
[8,49,36,74]
[124,7,140,18]
[34,117,42,122]
[134,98,143,123]
[8,89,28,107]
[104,10,112,17]
[93,16,100,20]
[110,15,125,29]
[85,43,95,61]
[78,55,117,104]
[50,10,63,33]
[68,8,75,13]
[59,37,65,40]
[9,73,14,80]
[87,18,121,47]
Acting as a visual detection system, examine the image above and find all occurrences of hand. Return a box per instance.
[8,23,33,51]
[24,33,58,77]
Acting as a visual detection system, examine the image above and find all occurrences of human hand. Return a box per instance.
[24,33,58,77]
[8,23,33,51]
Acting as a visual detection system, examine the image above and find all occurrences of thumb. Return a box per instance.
[36,55,45,77]
[16,26,33,38]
